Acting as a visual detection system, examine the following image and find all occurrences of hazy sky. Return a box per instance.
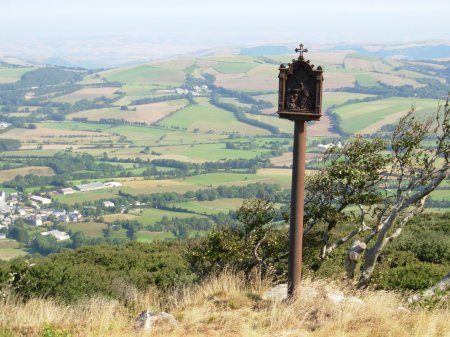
[2,0,449,44]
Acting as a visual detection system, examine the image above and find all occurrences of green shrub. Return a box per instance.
[186,199,289,280]
[373,262,448,290]
[389,232,450,265]
[0,241,195,303]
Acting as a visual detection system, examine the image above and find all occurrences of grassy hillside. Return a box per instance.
[1,272,448,337]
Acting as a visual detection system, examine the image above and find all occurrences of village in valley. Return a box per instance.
[0,181,124,242]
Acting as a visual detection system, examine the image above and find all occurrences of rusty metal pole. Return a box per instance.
[287,119,307,297]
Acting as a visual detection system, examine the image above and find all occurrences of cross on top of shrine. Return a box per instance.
[295,44,308,60]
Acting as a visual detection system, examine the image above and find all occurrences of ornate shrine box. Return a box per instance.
[277,44,323,122]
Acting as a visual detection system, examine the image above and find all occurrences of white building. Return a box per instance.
[68,211,82,222]
[105,181,123,188]
[175,88,189,95]
[60,188,76,195]
[103,201,115,208]
[75,182,106,192]
[41,230,70,241]
[0,122,11,129]
[318,141,343,150]
[30,195,52,205]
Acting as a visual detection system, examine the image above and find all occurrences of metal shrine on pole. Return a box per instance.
[277,44,324,297]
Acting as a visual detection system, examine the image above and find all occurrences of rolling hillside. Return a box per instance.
[0,46,449,259]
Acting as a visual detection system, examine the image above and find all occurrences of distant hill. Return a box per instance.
[240,45,290,56]
[328,43,450,60]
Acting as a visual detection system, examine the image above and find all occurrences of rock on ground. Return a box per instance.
[261,284,363,306]
[135,310,178,333]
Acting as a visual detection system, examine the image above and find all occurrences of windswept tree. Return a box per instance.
[304,98,449,287]
[186,199,288,279]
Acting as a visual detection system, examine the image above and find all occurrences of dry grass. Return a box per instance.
[323,72,355,90]
[2,271,448,337]
[270,153,319,167]
[370,73,424,87]
[308,115,338,136]
[0,166,54,182]
[51,87,119,103]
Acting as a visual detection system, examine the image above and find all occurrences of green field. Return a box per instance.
[0,149,61,157]
[136,230,175,242]
[246,113,292,133]
[40,121,112,132]
[0,67,35,83]
[180,142,268,161]
[158,97,269,135]
[353,73,380,86]
[67,221,107,237]
[219,97,253,108]
[334,97,438,133]
[181,172,263,187]
[323,92,376,110]
[213,60,260,74]
[102,65,185,86]
[175,198,244,215]
[430,189,450,201]
[0,239,27,260]
[130,208,202,226]
[54,188,121,204]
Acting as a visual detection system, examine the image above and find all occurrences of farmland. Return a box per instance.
[158,97,270,135]
[51,87,119,103]
[0,48,448,249]
[0,166,54,182]
[333,97,438,134]
[0,239,27,260]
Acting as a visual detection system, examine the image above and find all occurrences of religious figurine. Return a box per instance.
[296,83,311,109]
[287,92,300,111]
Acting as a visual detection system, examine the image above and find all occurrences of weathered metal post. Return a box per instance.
[277,44,324,297]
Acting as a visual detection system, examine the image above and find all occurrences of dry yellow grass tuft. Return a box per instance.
[1,271,449,337]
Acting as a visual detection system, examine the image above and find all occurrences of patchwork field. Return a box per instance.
[1,49,449,241]
[108,125,227,147]
[0,125,116,145]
